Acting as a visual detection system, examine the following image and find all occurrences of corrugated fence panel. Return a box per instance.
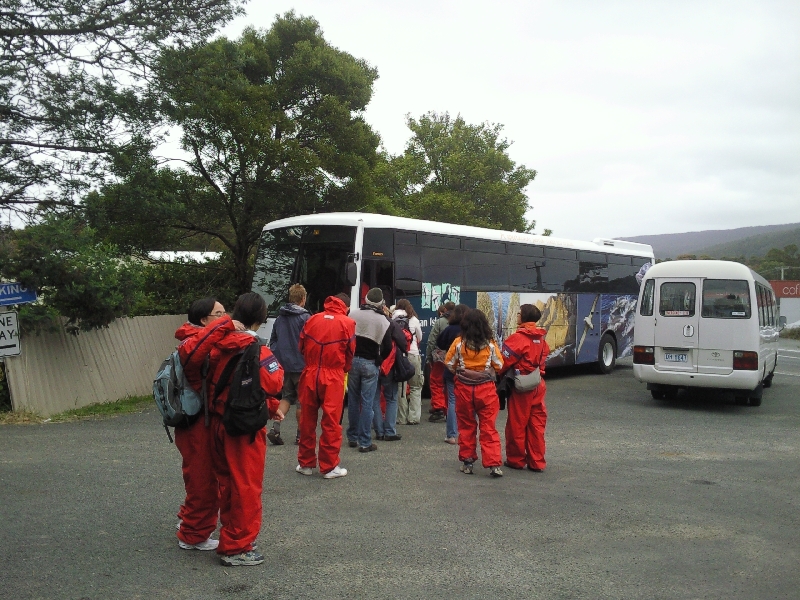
[5,315,185,417]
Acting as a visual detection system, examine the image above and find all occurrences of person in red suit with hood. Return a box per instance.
[207,292,284,567]
[173,297,243,552]
[296,293,356,479]
[498,303,550,472]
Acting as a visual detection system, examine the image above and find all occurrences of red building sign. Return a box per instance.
[769,280,800,298]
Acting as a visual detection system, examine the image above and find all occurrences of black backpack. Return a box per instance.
[215,339,274,438]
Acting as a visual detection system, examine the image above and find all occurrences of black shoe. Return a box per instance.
[374,434,385,441]
[359,444,378,453]
[267,429,284,446]
[428,411,445,422]
[527,466,544,473]
[348,440,358,448]
[384,434,402,441]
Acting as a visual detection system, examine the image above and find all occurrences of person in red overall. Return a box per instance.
[207,292,284,567]
[174,297,243,552]
[444,309,505,477]
[498,304,550,472]
[425,302,453,423]
[296,293,356,478]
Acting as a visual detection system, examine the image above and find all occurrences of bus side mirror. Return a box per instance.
[779,315,787,330]
[345,263,358,287]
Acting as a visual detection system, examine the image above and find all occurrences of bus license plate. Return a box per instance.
[664,353,688,363]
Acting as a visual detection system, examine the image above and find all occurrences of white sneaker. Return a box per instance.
[295,464,313,476]
[322,465,348,479]
[178,536,219,551]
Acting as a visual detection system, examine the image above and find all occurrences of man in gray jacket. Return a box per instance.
[267,284,310,445]
[346,288,393,452]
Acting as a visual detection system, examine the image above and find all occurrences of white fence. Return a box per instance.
[5,314,185,417]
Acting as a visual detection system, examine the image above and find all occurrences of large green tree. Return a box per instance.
[90,13,382,294]
[0,0,245,212]
[377,111,541,233]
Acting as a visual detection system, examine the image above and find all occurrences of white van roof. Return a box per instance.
[644,260,761,282]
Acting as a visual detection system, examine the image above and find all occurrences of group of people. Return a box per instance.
[170,285,550,567]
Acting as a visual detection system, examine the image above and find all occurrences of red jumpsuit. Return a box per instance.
[297,295,356,474]
[445,338,504,468]
[174,316,235,546]
[499,324,549,471]
[208,331,283,556]
[429,361,447,413]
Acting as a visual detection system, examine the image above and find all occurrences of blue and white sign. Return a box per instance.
[0,282,37,306]
[0,311,20,357]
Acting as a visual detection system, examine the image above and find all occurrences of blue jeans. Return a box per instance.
[373,375,398,437]
[346,357,379,448]
[444,369,458,439]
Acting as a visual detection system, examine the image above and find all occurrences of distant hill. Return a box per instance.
[621,223,800,259]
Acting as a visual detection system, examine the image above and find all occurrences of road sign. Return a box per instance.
[0,282,37,306]
[0,311,20,357]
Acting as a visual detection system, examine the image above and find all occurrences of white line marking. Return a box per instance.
[775,372,800,377]
[778,356,800,361]
[778,349,800,354]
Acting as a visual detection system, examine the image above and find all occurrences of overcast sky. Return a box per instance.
[215,1,800,241]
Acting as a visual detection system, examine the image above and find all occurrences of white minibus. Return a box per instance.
[632,260,780,405]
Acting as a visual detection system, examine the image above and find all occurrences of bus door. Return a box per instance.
[654,278,701,373]
[360,259,395,307]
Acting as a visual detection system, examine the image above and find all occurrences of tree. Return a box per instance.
[0,215,144,333]
[0,0,244,211]
[377,111,541,233]
[90,13,382,294]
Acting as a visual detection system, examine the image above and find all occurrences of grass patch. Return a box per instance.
[0,395,152,425]
[780,327,800,340]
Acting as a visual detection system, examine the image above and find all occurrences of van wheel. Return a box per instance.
[762,371,774,389]
[651,390,665,400]
[663,386,678,400]
[748,384,763,407]
[595,334,616,374]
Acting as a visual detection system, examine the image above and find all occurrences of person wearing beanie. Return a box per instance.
[346,287,394,452]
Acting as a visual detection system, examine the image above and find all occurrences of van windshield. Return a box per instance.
[701,279,751,319]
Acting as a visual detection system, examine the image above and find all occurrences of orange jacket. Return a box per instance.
[499,323,549,377]
[445,336,504,373]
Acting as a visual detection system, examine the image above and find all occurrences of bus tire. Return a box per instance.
[595,333,616,374]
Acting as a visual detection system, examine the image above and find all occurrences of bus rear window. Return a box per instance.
[659,282,695,317]
[701,279,751,319]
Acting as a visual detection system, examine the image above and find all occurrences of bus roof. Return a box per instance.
[262,212,654,258]
[644,260,767,285]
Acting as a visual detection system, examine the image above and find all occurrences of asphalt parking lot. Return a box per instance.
[2,345,799,600]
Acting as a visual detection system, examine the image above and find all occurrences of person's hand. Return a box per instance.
[232,320,246,331]
[273,408,285,422]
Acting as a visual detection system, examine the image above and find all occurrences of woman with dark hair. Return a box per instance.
[393,298,423,425]
[207,292,285,567]
[435,303,470,442]
[444,309,504,477]
[498,304,549,472]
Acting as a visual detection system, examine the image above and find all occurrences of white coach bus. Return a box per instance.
[252,213,654,373]
[632,260,780,405]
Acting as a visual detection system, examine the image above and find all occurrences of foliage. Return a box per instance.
[0,215,144,333]
[0,0,244,212]
[376,112,540,233]
[48,395,152,422]
[90,13,382,294]
[0,362,10,411]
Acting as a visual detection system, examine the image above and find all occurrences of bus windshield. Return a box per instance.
[252,225,357,315]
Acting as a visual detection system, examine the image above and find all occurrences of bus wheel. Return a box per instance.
[595,334,616,374]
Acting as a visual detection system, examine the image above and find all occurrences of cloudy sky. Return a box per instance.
[216,1,800,241]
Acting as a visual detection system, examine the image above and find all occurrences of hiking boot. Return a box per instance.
[322,465,348,479]
[178,536,219,551]
[359,444,378,453]
[384,434,402,441]
[267,429,284,446]
[348,440,358,448]
[294,433,300,445]
[295,464,313,476]
[374,434,385,441]
[445,437,457,445]
[220,550,265,567]
[428,411,445,422]
[460,461,474,475]
[490,466,504,478]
